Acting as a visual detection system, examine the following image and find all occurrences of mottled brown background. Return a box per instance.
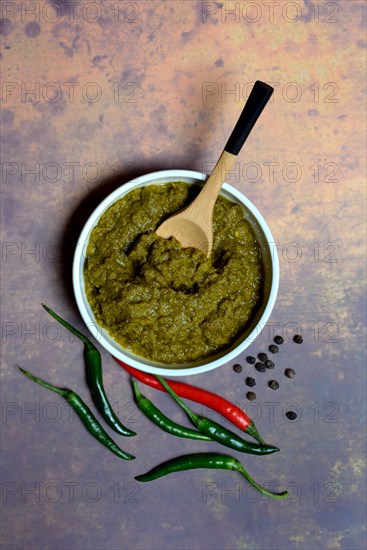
[1,1,366,549]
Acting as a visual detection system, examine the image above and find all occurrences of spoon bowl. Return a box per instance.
[158,217,211,256]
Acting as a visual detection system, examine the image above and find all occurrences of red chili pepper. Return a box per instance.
[114,358,264,444]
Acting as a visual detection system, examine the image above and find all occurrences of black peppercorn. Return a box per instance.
[245,377,256,387]
[233,364,243,373]
[286,411,297,420]
[265,359,275,369]
[274,335,284,345]
[255,362,266,373]
[246,391,257,401]
[293,334,303,344]
[268,344,279,354]
[246,356,256,364]
[269,380,279,390]
[285,368,295,378]
[258,352,268,362]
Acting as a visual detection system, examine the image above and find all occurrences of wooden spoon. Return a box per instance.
[156,80,274,256]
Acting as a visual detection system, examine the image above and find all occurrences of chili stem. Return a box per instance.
[42,303,94,348]
[18,366,66,397]
[235,463,288,499]
[156,375,199,425]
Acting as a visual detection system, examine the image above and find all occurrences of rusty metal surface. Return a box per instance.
[1,1,366,549]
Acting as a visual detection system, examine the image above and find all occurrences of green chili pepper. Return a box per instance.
[42,304,135,437]
[135,452,288,499]
[131,378,212,441]
[18,367,135,460]
[156,375,279,456]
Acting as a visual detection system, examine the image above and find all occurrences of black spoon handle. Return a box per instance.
[224,81,274,156]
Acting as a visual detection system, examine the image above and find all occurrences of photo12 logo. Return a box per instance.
[201,2,340,24]
[1,480,140,504]
[2,398,139,427]
[201,159,341,185]
[201,480,340,503]
[202,81,340,104]
[1,2,140,24]
[0,160,138,185]
[1,81,140,105]
[200,399,340,426]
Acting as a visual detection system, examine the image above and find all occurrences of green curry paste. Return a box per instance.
[84,182,263,363]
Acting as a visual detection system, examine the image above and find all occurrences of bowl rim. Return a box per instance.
[72,169,279,376]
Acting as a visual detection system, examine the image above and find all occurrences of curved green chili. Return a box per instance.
[131,378,212,441]
[18,367,135,460]
[156,375,279,456]
[135,453,288,499]
[42,304,135,437]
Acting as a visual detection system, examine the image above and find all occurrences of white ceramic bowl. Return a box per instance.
[73,170,279,376]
